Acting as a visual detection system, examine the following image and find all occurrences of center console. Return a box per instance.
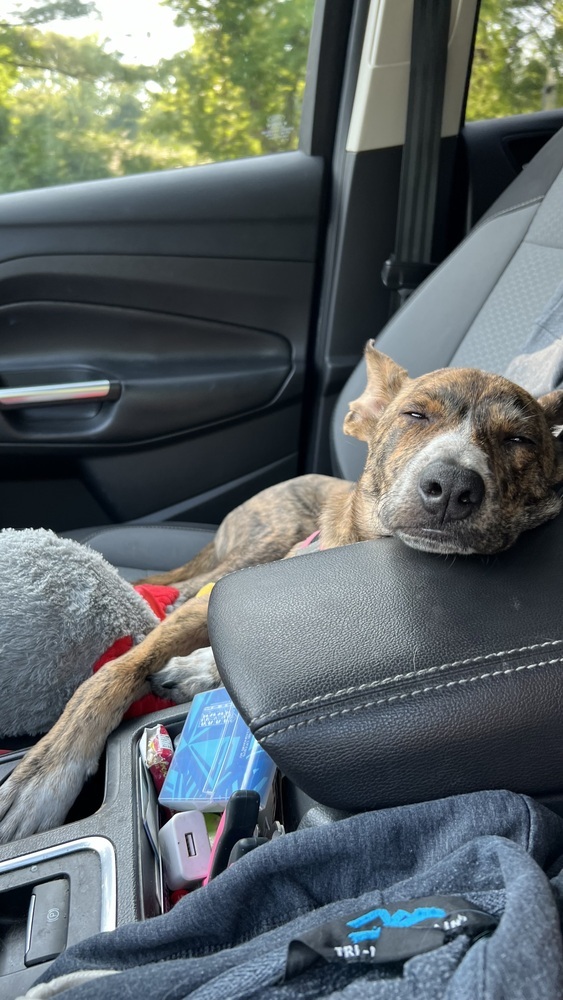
[0,704,190,999]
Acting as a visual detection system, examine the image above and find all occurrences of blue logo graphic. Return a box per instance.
[346,906,447,943]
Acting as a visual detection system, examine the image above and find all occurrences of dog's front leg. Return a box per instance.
[0,593,210,843]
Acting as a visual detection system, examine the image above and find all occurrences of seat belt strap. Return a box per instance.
[381,0,452,308]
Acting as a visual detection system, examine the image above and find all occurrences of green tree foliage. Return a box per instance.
[0,0,196,190]
[151,0,315,161]
[0,0,562,193]
[0,0,314,191]
[466,0,563,120]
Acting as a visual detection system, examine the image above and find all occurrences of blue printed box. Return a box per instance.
[158,687,276,811]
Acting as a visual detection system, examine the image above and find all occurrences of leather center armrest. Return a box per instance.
[208,516,563,811]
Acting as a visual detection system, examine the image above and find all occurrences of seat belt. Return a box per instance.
[381,0,452,311]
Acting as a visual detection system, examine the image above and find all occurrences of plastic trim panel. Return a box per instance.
[0,836,117,932]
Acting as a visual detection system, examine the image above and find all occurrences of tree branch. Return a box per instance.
[0,56,127,82]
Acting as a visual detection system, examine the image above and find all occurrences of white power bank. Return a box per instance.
[158,810,211,889]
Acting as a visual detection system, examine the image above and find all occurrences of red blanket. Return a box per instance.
[93,583,180,719]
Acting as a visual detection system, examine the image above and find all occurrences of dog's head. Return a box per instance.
[344,342,563,554]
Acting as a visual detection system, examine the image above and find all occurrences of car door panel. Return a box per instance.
[0,302,293,443]
[86,404,302,524]
[0,151,324,529]
[0,152,322,259]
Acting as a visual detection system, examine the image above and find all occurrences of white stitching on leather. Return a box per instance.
[249,639,563,725]
[257,654,563,742]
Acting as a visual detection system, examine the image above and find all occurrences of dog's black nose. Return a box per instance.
[418,461,485,523]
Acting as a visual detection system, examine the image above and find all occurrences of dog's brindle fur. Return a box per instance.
[1,342,562,843]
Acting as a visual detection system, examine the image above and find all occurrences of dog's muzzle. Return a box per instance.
[418,460,485,524]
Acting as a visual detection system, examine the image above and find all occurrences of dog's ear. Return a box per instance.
[537,389,563,429]
[344,341,409,441]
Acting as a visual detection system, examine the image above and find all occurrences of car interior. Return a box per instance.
[1,0,563,995]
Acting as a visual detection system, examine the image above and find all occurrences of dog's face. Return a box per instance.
[344,342,563,554]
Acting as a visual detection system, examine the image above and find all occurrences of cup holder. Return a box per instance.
[0,748,107,825]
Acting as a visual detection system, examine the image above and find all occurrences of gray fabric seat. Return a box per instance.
[333,125,563,481]
[73,126,563,572]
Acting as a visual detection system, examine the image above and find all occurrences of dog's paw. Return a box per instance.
[151,647,220,703]
[0,750,91,844]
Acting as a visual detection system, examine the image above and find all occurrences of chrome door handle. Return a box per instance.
[0,379,116,408]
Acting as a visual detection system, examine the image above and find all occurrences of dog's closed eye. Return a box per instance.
[503,434,536,447]
[402,411,428,421]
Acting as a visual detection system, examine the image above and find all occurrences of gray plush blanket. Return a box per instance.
[0,529,159,737]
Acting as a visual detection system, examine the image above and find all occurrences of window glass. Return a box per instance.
[0,0,315,193]
[466,0,563,121]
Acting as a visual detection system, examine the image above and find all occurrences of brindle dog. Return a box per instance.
[0,342,562,842]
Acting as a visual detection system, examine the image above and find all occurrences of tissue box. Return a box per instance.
[158,687,276,811]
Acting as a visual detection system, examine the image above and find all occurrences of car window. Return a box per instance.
[0,0,315,194]
[466,0,562,121]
